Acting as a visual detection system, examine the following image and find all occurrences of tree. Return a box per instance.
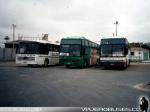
[4,36,10,42]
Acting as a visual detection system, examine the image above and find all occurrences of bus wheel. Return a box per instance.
[124,62,127,69]
[66,65,70,68]
[86,60,89,67]
[81,61,86,68]
[128,60,130,66]
[44,59,49,67]
[28,64,32,67]
[82,61,86,68]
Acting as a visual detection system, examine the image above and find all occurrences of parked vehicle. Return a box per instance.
[99,37,130,68]
[59,36,99,68]
[16,40,59,66]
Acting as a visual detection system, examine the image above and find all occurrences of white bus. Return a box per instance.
[16,40,59,66]
[99,38,130,68]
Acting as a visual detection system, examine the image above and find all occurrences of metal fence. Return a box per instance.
[0,48,16,61]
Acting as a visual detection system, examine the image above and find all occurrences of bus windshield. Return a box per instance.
[60,45,81,56]
[17,43,39,54]
[101,44,125,56]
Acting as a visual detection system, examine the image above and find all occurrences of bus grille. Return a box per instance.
[17,57,35,61]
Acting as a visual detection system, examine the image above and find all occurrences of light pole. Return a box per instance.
[12,24,16,58]
[12,24,16,40]
[114,21,118,36]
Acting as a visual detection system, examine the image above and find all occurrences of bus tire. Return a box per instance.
[128,60,130,66]
[66,65,70,68]
[124,62,127,69]
[28,64,32,67]
[83,60,86,68]
[86,60,89,67]
[44,59,49,67]
[96,59,99,65]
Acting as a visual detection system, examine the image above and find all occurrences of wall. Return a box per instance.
[0,48,16,61]
[131,50,143,61]
[130,50,149,61]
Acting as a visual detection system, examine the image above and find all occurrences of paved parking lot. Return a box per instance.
[0,62,149,107]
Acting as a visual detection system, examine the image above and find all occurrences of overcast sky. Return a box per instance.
[0,0,150,45]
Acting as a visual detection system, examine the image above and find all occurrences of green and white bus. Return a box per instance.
[59,36,99,68]
[99,37,130,68]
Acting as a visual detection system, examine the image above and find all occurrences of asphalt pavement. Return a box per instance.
[0,62,149,107]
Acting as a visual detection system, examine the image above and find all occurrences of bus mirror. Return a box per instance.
[125,48,128,55]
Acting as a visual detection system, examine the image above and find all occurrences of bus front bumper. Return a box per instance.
[59,57,83,67]
[99,61,125,67]
[16,56,37,65]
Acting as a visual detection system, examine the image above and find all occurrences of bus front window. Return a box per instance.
[101,45,112,57]
[60,45,70,53]
[69,45,81,56]
[60,45,81,56]
[18,43,39,54]
[112,45,124,56]
[101,45,124,56]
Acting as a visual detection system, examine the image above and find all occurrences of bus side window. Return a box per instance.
[58,45,60,52]
[82,47,85,55]
[44,44,49,54]
[54,45,57,52]
[85,40,88,47]
[39,44,42,54]
[82,40,85,46]
[124,47,128,55]
[39,44,47,54]
[57,45,60,52]
[54,45,59,52]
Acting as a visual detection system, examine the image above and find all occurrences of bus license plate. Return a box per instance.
[110,63,114,66]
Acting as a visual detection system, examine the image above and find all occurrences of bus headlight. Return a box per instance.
[60,53,69,56]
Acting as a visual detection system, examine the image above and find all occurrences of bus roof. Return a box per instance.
[62,36,86,40]
[101,37,129,44]
[19,40,60,45]
[101,37,127,40]
[61,36,99,45]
